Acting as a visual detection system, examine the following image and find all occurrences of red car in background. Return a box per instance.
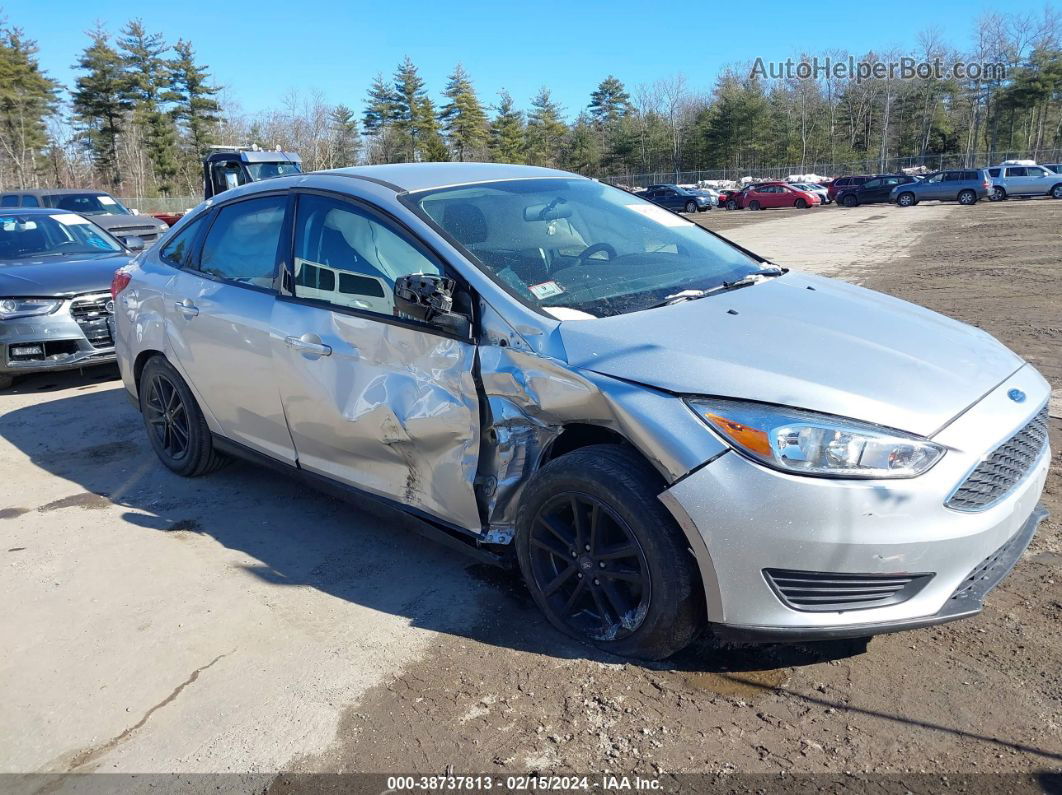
[734,182,821,210]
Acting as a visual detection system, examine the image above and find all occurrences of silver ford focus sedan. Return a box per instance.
[113,163,1050,660]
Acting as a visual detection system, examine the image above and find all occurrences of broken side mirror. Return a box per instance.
[394,273,471,338]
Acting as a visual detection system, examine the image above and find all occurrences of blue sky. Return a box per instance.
[11,0,1056,119]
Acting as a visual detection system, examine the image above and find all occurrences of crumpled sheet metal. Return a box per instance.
[477,345,727,530]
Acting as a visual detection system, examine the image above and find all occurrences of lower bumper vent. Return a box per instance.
[764,568,933,612]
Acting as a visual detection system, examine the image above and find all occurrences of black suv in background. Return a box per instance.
[835,174,919,207]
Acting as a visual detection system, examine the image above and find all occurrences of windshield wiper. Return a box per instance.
[649,267,785,309]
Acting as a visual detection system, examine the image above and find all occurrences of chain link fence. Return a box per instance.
[598,149,1062,189]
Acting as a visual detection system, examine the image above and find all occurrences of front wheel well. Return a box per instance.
[541,424,630,466]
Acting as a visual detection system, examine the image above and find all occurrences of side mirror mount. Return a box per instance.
[122,235,146,251]
[394,274,471,337]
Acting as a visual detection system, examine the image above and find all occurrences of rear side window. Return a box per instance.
[0,195,18,207]
[198,196,286,288]
[292,193,442,318]
[159,215,206,267]
[21,195,39,207]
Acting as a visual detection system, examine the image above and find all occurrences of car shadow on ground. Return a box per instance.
[1,371,867,675]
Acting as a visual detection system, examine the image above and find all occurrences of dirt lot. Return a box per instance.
[2,199,1060,785]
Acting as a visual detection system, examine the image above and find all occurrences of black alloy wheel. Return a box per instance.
[527,492,651,643]
[144,372,191,462]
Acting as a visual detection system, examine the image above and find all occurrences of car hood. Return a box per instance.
[89,214,167,232]
[559,272,1023,437]
[0,253,131,297]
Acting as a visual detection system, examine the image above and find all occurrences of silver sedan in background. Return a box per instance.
[114,163,1049,659]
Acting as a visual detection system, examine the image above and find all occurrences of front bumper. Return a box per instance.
[0,293,116,376]
[659,365,1052,640]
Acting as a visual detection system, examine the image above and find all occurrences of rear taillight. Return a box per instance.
[111,270,132,301]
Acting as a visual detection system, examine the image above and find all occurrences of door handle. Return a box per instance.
[285,335,332,357]
[174,300,199,317]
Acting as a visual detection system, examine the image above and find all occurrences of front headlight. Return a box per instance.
[687,398,945,478]
[0,298,62,320]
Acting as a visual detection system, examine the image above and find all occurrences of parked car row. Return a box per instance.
[717,161,1062,212]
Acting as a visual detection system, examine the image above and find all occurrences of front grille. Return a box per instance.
[764,569,933,612]
[950,533,1020,602]
[946,405,1049,512]
[70,294,114,349]
[111,226,159,242]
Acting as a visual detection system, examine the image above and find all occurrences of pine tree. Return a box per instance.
[588,75,631,124]
[489,90,525,163]
[117,19,179,193]
[363,72,397,134]
[439,64,488,161]
[329,104,361,166]
[525,87,567,167]
[392,56,429,160]
[71,27,132,187]
[0,23,59,186]
[562,113,601,174]
[417,96,449,162]
[166,39,220,157]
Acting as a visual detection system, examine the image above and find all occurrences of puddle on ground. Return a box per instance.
[0,507,29,520]
[38,492,111,512]
[680,667,790,699]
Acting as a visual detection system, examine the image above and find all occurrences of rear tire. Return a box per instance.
[748,200,760,211]
[515,444,704,661]
[991,186,1007,201]
[896,191,916,207]
[958,189,977,205]
[0,373,13,391]
[842,194,858,207]
[139,356,229,477]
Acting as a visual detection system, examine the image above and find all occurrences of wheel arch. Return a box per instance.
[132,348,166,401]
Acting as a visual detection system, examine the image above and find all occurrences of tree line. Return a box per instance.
[1,8,1060,197]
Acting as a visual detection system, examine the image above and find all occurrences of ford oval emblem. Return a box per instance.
[1008,389,1026,403]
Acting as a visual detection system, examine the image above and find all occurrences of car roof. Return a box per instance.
[3,188,114,196]
[0,206,70,214]
[325,162,579,192]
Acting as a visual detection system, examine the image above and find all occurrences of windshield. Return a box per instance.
[408,178,762,317]
[245,161,302,181]
[47,193,129,216]
[0,213,123,260]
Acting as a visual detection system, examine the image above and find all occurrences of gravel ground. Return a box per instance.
[1,198,1059,786]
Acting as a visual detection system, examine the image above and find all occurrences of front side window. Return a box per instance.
[864,179,882,189]
[159,215,206,267]
[925,173,943,183]
[1,195,18,207]
[198,196,286,288]
[21,195,40,207]
[47,193,129,215]
[292,194,442,317]
[408,178,761,318]
[0,212,123,260]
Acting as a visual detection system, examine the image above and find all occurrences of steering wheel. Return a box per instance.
[576,242,618,266]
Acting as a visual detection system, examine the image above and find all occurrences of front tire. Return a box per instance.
[726,199,738,210]
[515,445,704,660]
[748,200,761,211]
[842,194,858,207]
[958,189,977,205]
[794,198,808,209]
[139,356,228,477]
[684,200,697,214]
[0,373,13,391]
[1051,184,1062,199]
[896,191,916,207]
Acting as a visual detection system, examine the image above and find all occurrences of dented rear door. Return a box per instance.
[270,192,482,531]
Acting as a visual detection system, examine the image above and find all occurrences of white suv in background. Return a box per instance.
[987,162,1062,201]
